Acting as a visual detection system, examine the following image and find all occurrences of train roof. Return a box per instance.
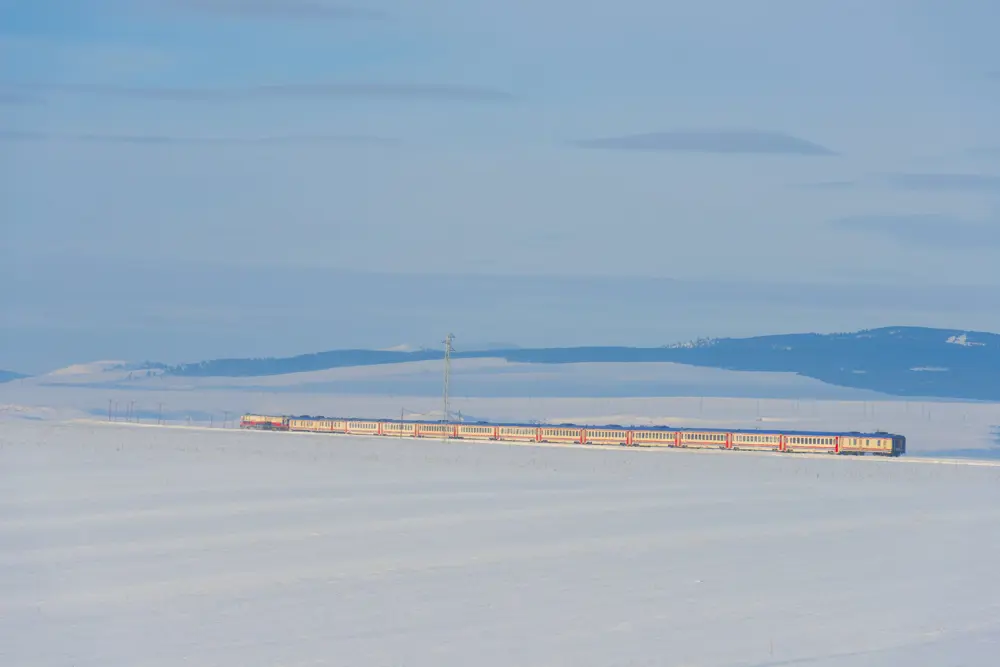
[280,415,902,438]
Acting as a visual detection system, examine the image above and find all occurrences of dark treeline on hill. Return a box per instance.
[169,349,447,378]
[166,327,1000,401]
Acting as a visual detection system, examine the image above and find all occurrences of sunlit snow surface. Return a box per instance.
[2,420,1000,666]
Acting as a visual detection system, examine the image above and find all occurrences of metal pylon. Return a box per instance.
[442,333,454,422]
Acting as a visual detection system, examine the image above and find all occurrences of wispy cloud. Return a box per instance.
[791,180,856,190]
[0,91,37,105]
[879,172,1000,192]
[8,82,515,103]
[967,147,1000,158]
[796,172,1000,192]
[830,214,1000,248]
[166,0,386,21]
[574,130,837,156]
[0,129,396,146]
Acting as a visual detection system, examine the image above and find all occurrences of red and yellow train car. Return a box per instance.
[456,424,498,440]
[539,426,584,444]
[582,428,630,446]
[678,430,729,449]
[837,434,897,456]
[730,431,781,452]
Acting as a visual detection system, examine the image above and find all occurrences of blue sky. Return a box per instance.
[2,1,1000,371]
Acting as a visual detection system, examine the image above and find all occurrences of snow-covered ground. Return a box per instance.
[2,419,1000,666]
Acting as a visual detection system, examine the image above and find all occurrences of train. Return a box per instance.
[239,414,906,457]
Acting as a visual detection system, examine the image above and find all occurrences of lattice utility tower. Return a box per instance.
[442,333,455,423]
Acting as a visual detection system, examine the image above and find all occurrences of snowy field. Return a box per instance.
[2,419,1000,666]
[3,372,999,457]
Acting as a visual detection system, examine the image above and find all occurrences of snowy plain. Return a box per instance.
[3,357,1000,458]
[2,418,1000,666]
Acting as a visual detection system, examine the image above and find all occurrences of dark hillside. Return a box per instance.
[166,327,1000,401]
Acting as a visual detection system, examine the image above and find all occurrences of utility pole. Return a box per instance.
[442,333,454,423]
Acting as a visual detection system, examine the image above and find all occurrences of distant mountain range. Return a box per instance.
[162,327,1000,402]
